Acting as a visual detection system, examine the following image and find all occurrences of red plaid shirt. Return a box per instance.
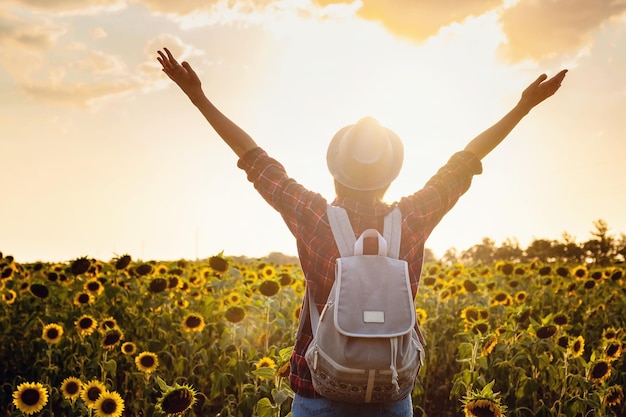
[237,147,482,397]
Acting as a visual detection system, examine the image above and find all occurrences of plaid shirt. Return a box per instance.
[237,147,482,397]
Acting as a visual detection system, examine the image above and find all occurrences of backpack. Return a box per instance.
[304,205,424,403]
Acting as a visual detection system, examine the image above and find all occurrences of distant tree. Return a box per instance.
[552,232,585,263]
[461,237,496,264]
[583,219,616,265]
[525,238,555,262]
[423,248,437,263]
[441,247,460,264]
[493,238,524,262]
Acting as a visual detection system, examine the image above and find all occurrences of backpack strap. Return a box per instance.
[383,206,402,259]
[326,205,356,257]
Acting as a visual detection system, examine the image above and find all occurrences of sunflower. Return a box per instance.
[462,279,478,293]
[84,278,104,296]
[552,313,569,327]
[602,327,619,341]
[225,291,243,305]
[461,306,480,323]
[75,314,98,336]
[461,381,506,417]
[29,283,49,299]
[258,279,280,297]
[175,298,190,309]
[135,351,159,374]
[481,334,498,357]
[74,291,95,306]
[149,277,168,293]
[277,361,291,378]
[225,306,246,323]
[569,335,585,358]
[135,263,154,276]
[515,308,532,323]
[121,342,137,355]
[2,289,17,304]
[603,341,623,362]
[12,382,48,415]
[463,398,504,417]
[489,291,513,307]
[99,317,118,332]
[114,254,132,270]
[93,390,124,417]
[209,255,229,273]
[415,308,427,324]
[101,328,124,350]
[571,265,588,279]
[167,275,181,289]
[81,379,106,408]
[604,386,624,407]
[513,291,527,304]
[587,360,611,384]
[499,262,514,276]
[244,270,259,284]
[156,379,198,416]
[155,263,169,275]
[256,356,277,369]
[60,377,82,401]
[182,313,205,332]
[42,323,64,344]
[71,257,91,276]
[261,265,276,279]
[469,320,490,335]
[293,306,302,322]
[535,325,557,339]
[279,272,293,286]
[293,280,305,296]
[557,335,570,349]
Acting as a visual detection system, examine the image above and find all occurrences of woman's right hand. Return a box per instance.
[157,47,204,102]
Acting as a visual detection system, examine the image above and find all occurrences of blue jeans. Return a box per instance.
[291,394,413,417]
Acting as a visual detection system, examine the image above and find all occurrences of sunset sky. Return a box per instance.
[2,0,626,264]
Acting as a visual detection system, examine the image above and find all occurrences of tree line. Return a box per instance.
[430,219,626,266]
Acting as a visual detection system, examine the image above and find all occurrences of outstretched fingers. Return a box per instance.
[156,47,181,73]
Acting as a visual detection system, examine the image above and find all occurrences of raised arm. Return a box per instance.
[464,69,568,160]
[157,48,258,158]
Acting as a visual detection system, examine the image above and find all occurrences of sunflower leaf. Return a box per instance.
[256,397,274,417]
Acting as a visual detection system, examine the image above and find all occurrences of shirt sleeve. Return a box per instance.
[399,150,483,239]
[237,147,328,238]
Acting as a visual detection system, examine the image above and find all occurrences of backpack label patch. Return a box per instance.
[363,311,385,323]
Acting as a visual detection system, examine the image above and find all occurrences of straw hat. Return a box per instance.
[326,116,404,191]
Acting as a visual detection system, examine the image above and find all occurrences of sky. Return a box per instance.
[1,0,626,264]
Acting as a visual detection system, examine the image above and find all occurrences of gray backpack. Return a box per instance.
[304,205,424,403]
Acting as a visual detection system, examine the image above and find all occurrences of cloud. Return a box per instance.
[499,0,626,62]
[313,0,503,41]
[0,10,66,49]
[311,0,626,62]
[4,0,125,14]
[20,78,141,107]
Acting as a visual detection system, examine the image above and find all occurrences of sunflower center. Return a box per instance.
[141,356,155,367]
[186,316,202,328]
[80,318,93,328]
[87,282,100,291]
[47,329,59,339]
[22,389,40,406]
[87,387,101,401]
[101,398,118,413]
[65,382,80,395]
[470,405,497,417]
[162,389,193,413]
[103,331,122,345]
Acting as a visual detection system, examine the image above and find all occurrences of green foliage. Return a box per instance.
[0,252,624,416]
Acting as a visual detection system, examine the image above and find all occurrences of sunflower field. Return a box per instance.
[0,250,624,417]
